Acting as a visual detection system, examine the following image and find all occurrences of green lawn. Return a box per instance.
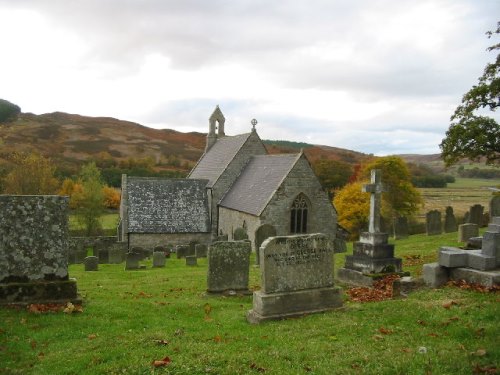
[1,232,498,374]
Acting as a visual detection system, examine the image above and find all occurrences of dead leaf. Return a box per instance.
[475,328,485,337]
[417,320,427,326]
[473,349,487,357]
[204,303,212,316]
[250,363,266,372]
[152,356,171,367]
[214,335,222,343]
[30,340,37,349]
[372,334,384,341]
[378,327,393,335]
[458,344,466,351]
[88,334,97,340]
[442,300,458,309]
[402,348,412,353]
[154,339,169,346]
[174,328,184,336]
[472,364,497,374]
[37,352,45,359]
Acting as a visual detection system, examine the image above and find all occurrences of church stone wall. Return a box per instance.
[211,132,267,237]
[128,233,211,250]
[218,208,261,249]
[261,155,337,240]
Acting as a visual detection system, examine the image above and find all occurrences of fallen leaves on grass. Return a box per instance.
[347,275,400,303]
[153,339,169,346]
[136,291,153,298]
[472,364,497,374]
[63,302,83,314]
[152,356,171,367]
[27,302,83,314]
[447,280,500,293]
[378,327,393,335]
[250,363,266,372]
[472,349,487,357]
[213,335,222,343]
[442,300,459,309]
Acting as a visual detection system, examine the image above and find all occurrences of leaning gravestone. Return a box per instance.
[195,244,208,258]
[176,245,189,259]
[84,256,98,271]
[490,196,500,218]
[152,251,166,268]
[458,223,479,243]
[444,206,458,233]
[247,234,342,323]
[468,204,484,226]
[207,241,251,294]
[393,217,409,240]
[426,210,442,235]
[0,195,80,305]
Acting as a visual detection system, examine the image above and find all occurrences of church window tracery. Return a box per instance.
[290,194,308,234]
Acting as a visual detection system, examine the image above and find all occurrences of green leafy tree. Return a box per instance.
[0,99,21,123]
[73,162,105,236]
[440,23,500,166]
[2,152,59,194]
[312,159,353,195]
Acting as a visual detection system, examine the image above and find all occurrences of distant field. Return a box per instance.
[69,212,119,232]
[418,178,499,218]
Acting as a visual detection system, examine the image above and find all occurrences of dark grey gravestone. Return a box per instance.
[152,251,166,268]
[125,252,141,270]
[131,246,147,261]
[164,247,171,258]
[393,217,409,240]
[176,245,189,259]
[154,245,165,253]
[233,228,248,241]
[188,242,198,257]
[109,243,127,264]
[247,234,342,324]
[458,223,479,242]
[0,195,80,305]
[468,204,484,226]
[426,210,442,235]
[186,255,197,266]
[207,241,251,294]
[444,206,458,233]
[490,196,500,218]
[255,224,277,265]
[84,256,99,271]
[195,244,208,258]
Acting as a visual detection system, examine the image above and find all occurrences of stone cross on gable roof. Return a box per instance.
[362,169,386,233]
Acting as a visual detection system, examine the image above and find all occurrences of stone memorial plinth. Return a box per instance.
[84,256,98,271]
[207,241,251,294]
[423,216,500,288]
[337,170,403,286]
[0,195,80,305]
[152,251,166,268]
[458,223,479,243]
[247,234,342,324]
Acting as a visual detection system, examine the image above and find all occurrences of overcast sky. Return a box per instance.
[0,1,498,155]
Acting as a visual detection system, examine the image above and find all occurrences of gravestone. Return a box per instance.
[188,242,198,257]
[444,206,458,233]
[207,241,251,294]
[337,170,402,286]
[490,196,500,218]
[468,204,484,226]
[216,234,228,242]
[255,224,277,265]
[176,245,189,259]
[247,234,342,324]
[164,247,171,258]
[0,195,80,305]
[125,251,141,270]
[152,251,166,268]
[186,256,197,266]
[458,223,479,243]
[426,210,442,235]
[154,245,166,254]
[84,256,98,271]
[72,243,87,264]
[131,246,147,261]
[195,244,208,258]
[109,243,127,264]
[233,227,248,241]
[393,217,409,240]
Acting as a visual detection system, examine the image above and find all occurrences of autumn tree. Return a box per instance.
[0,99,21,123]
[440,22,500,166]
[312,159,353,196]
[333,182,370,239]
[2,152,59,194]
[72,162,105,236]
[102,185,121,209]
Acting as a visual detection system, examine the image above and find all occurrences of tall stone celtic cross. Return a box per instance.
[362,169,386,233]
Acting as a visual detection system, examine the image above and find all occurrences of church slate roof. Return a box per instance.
[126,177,210,233]
[188,133,251,187]
[219,154,299,216]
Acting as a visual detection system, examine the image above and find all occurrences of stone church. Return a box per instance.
[119,106,338,252]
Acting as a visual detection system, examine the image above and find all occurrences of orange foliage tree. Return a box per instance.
[102,186,120,209]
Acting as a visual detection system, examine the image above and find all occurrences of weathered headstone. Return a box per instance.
[247,234,342,323]
[207,241,251,294]
[233,227,248,241]
[152,251,166,268]
[131,246,147,261]
[468,204,484,226]
[490,196,500,218]
[188,242,198,257]
[84,256,98,271]
[125,252,141,270]
[0,195,80,305]
[393,217,409,240]
[337,170,403,286]
[458,223,479,243]
[426,210,442,236]
[255,224,277,265]
[195,244,208,258]
[216,234,228,242]
[154,245,166,254]
[186,255,197,266]
[444,206,458,233]
[176,245,189,259]
[109,243,127,264]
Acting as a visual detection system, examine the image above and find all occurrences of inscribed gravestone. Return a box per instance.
[84,256,98,271]
[152,251,166,268]
[247,234,342,323]
[444,206,458,233]
[393,217,409,240]
[0,195,79,304]
[207,241,251,294]
[469,204,484,226]
[125,251,141,270]
[458,223,479,243]
[255,224,277,265]
[426,210,442,235]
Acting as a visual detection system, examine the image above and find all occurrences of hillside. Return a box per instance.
[0,112,369,174]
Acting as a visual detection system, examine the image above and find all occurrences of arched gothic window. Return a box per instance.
[290,194,308,234]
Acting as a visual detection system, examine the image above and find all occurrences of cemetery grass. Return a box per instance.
[0,236,498,375]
